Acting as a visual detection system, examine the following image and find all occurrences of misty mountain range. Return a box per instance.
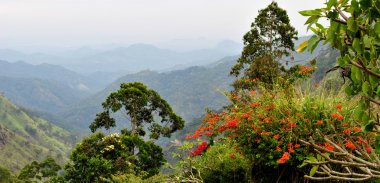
[0,40,243,74]
[0,36,335,140]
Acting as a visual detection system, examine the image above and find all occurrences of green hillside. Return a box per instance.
[0,95,74,171]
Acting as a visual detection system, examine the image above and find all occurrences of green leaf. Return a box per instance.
[353,38,363,54]
[298,161,308,168]
[315,23,325,31]
[345,85,354,95]
[374,22,380,35]
[299,9,322,16]
[327,0,337,9]
[350,0,360,16]
[364,120,375,132]
[305,16,320,25]
[369,68,380,87]
[297,40,308,52]
[363,35,371,48]
[307,35,320,52]
[362,81,371,96]
[347,17,358,32]
[353,107,364,119]
[338,57,346,67]
[310,165,319,176]
[377,87,380,97]
[359,0,372,10]
[351,66,362,84]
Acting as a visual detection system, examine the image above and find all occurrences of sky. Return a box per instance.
[0,0,326,52]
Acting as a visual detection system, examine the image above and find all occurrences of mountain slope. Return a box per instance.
[0,60,113,92]
[0,95,74,171]
[59,56,237,132]
[0,76,88,114]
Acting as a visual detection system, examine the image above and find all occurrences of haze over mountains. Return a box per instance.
[0,40,243,74]
[0,34,342,174]
[0,36,331,133]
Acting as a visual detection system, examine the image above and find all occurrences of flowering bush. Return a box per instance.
[186,84,374,181]
[170,140,250,183]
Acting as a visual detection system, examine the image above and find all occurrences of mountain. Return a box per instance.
[0,76,88,114]
[0,95,74,171]
[0,41,242,74]
[0,60,116,92]
[58,56,238,132]
[57,41,335,134]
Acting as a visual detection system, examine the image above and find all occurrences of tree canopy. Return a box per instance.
[230,2,298,89]
[90,82,185,139]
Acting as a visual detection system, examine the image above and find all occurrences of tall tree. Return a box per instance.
[90,82,185,139]
[230,2,298,89]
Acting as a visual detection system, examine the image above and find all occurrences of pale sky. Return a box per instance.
[0,0,326,52]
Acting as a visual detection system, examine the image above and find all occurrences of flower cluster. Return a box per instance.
[186,88,374,169]
[190,141,208,157]
[277,152,290,164]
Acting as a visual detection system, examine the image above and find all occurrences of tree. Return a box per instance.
[230,2,298,89]
[298,0,380,181]
[90,82,185,140]
[18,157,61,182]
[63,132,164,182]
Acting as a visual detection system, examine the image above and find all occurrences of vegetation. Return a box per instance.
[4,0,380,182]
[297,0,380,180]
[230,2,298,89]
[0,96,73,171]
[90,82,185,139]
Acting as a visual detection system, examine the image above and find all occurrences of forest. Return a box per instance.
[1,0,380,182]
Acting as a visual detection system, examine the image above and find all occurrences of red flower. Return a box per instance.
[331,113,339,118]
[337,115,344,121]
[353,127,361,133]
[345,140,356,150]
[226,118,238,128]
[191,141,208,157]
[336,104,342,110]
[357,136,363,144]
[229,154,235,159]
[217,126,226,133]
[323,142,335,151]
[273,134,280,139]
[295,144,301,148]
[366,146,372,153]
[205,131,213,137]
[343,129,351,135]
[288,143,294,153]
[277,152,290,164]
[316,120,323,125]
[288,123,297,128]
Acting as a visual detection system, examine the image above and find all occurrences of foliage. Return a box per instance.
[0,96,72,171]
[230,2,298,89]
[169,141,249,182]
[299,0,380,134]
[298,0,380,180]
[62,132,164,182]
[18,157,61,182]
[186,82,373,181]
[90,82,185,140]
[0,165,11,183]
[101,173,167,183]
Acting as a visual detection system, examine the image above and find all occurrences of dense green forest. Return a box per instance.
[2,0,380,182]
